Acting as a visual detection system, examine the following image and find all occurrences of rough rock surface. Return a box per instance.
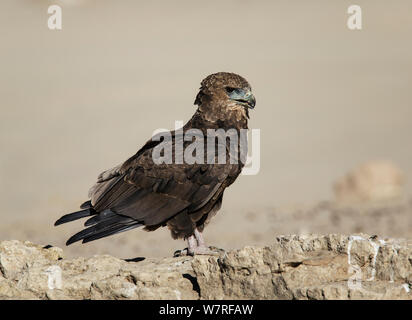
[1,234,411,300]
[193,234,412,299]
[0,240,197,300]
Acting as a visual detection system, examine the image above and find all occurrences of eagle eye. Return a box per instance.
[225,87,237,94]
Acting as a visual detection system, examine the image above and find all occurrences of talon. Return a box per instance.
[191,245,221,256]
[174,230,225,256]
[174,248,189,257]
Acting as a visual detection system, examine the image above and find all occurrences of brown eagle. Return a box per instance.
[55,72,256,255]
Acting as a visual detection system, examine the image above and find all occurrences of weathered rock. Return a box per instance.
[192,234,412,300]
[0,240,197,300]
[1,234,411,300]
[333,161,405,203]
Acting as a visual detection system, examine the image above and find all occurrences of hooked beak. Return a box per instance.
[244,91,256,109]
[230,89,256,109]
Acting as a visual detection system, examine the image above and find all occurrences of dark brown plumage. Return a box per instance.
[54,72,256,255]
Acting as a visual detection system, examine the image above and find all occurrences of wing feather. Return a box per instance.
[84,131,235,229]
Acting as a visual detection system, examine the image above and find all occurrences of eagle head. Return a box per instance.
[194,72,256,117]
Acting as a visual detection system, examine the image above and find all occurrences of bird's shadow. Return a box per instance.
[124,257,146,263]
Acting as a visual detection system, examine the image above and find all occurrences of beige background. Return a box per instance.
[0,0,411,258]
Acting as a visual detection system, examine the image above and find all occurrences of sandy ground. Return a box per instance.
[0,1,411,258]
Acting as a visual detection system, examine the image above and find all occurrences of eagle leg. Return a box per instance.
[173,230,222,256]
[187,234,198,255]
[193,228,208,249]
[173,235,196,257]
[190,229,221,255]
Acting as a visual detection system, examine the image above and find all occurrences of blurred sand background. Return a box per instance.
[0,0,411,259]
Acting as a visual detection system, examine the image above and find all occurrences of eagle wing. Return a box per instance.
[88,133,233,227]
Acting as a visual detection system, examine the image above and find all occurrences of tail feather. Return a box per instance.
[84,209,116,227]
[56,202,143,245]
[82,223,142,244]
[80,200,92,209]
[65,213,142,245]
[54,208,95,226]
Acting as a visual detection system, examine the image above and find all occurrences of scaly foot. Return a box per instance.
[173,231,225,257]
[174,245,224,257]
[189,245,221,256]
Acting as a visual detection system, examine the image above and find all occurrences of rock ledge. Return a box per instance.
[0,234,411,299]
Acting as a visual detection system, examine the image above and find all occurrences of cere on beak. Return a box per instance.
[226,87,256,109]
